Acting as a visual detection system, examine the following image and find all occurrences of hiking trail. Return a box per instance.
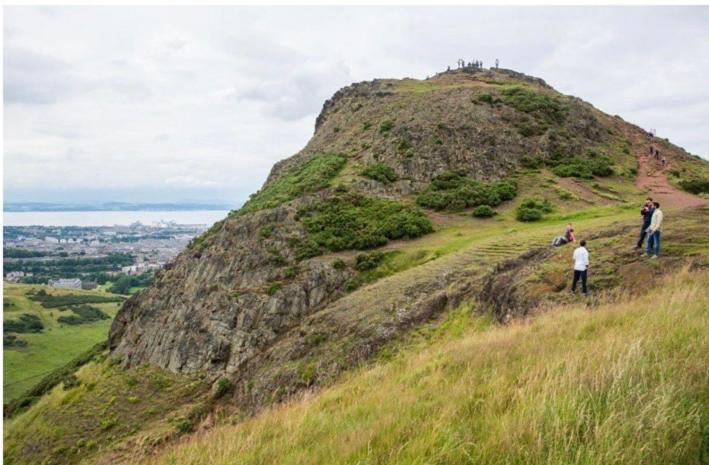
[623,125,707,209]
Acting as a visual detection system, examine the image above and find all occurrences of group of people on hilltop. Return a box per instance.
[546,197,664,297]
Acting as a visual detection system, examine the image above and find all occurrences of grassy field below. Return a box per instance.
[140,267,708,465]
[3,283,123,401]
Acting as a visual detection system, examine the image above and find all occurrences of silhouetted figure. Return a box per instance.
[495,58,499,68]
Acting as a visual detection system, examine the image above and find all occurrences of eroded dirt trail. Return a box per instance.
[622,125,707,209]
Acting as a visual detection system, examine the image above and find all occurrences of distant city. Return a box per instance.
[3,221,210,289]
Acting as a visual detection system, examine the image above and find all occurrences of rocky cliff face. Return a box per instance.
[109,67,637,394]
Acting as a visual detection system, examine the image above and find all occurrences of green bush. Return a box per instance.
[57,305,109,326]
[62,373,80,390]
[296,193,433,254]
[552,154,614,179]
[260,225,274,239]
[267,282,283,296]
[516,197,553,222]
[176,419,193,434]
[361,163,398,184]
[416,172,518,212]
[332,259,347,271]
[215,378,234,398]
[678,178,709,194]
[520,155,541,169]
[28,292,123,308]
[282,266,298,279]
[238,153,347,215]
[4,334,28,348]
[379,120,394,133]
[472,205,495,218]
[4,313,44,334]
[354,252,385,271]
[501,86,567,125]
[476,93,500,105]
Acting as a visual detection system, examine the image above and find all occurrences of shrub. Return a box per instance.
[416,172,517,212]
[238,153,347,215]
[520,155,541,169]
[4,313,44,334]
[361,163,398,184]
[355,252,385,271]
[282,266,298,279]
[260,225,274,239]
[379,120,394,133]
[4,334,28,348]
[472,205,495,218]
[215,378,234,398]
[551,152,614,179]
[62,373,80,390]
[332,259,347,271]
[500,86,567,125]
[267,282,283,296]
[516,198,553,222]
[476,93,500,105]
[57,305,109,326]
[296,193,433,254]
[294,238,321,261]
[176,419,193,434]
[344,278,362,292]
[678,178,709,194]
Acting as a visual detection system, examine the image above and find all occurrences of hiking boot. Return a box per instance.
[650,255,658,259]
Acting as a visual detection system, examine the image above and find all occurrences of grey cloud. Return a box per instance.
[4,47,81,104]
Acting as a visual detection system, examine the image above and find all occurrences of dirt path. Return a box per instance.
[622,125,707,209]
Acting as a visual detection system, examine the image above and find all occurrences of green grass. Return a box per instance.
[4,360,208,465]
[141,267,708,465]
[237,153,347,215]
[3,283,122,401]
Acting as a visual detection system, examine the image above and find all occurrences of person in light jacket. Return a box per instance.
[645,202,663,258]
[571,239,589,295]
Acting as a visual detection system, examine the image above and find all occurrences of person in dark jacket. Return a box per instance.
[636,197,654,250]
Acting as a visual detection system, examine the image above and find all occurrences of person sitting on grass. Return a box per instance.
[571,239,589,296]
[645,201,663,259]
[551,223,576,247]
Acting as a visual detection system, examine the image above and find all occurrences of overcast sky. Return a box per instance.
[4,6,709,205]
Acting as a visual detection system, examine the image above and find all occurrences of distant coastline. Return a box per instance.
[4,202,238,212]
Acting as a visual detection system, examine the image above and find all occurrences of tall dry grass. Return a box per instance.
[139,268,708,465]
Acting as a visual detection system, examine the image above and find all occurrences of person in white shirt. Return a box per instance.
[645,202,663,258]
[572,239,589,295]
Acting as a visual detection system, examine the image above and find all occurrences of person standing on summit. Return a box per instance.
[571,240,590,296]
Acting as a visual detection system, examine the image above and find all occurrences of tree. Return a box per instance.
[109,275,132,294]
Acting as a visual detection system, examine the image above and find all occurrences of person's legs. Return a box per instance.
[572,270,580,293]
[653,231,661,256]
[581,270,588,294]
[637,228,646,249]
[646,231,654,255]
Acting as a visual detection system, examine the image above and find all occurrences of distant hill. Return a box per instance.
[4,202,235,212]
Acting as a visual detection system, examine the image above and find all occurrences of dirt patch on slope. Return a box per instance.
[621,124,707,209]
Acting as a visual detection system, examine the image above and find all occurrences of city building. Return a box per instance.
[49,278,82,289]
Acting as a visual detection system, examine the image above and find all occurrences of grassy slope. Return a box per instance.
[141,268,707,465]
[5,166,705,465]
[3,361,208,465]
[3,284,122,401]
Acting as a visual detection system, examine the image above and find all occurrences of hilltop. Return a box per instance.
[4,67,708,465]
